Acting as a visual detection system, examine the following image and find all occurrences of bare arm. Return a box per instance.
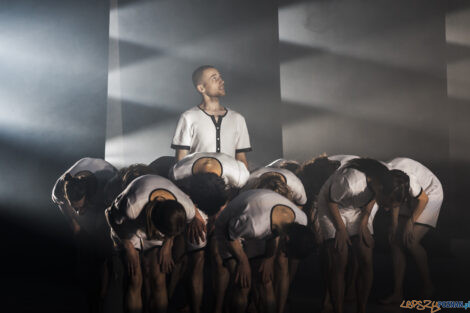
[159,236,175,274]
[328,201,350,251]
[403,191,429,246]
[259,237,279,283]
[358,200,375,247]
[410,191,429,223]
[58,204,80,235]
[235,152,248,169]
[359,200,375,228]
[228,239,251,288]
[328,201,347,233]
[175,149,189,161]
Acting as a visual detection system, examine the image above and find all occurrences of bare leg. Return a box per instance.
[144,247,168,313]
[252,259,276,313]
[210,237,230,313]
[319,245,333,313]
[381,218,432,304]
[274,251,289,313]
[288,259,299,286]
[226,258,250,313]
[168,234,186,298]
[405,224,432,297]
[380,239,405,304]
[326,240,348,313]
[126,251,143,313]
[344,251,357,302]
[189,250,205,313]
[352,238,373,313]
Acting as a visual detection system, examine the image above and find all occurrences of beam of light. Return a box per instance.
[280,53,447,135]
[105,121,175,167]
[279,1,445,79]
[105,0,125,168]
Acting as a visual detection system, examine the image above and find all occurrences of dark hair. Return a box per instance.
[192,65,215,88]
[387,169,416,209]
[298,156,341,207]
[148,156,177,179]
[250,173,294,202]
[151,200,186,237]
[345,158,393,193]
[176,173,228,216]
[119,164,156,189]
[284,223,315,259]
[64,173,96,203]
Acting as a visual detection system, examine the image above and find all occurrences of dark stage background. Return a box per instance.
[1,0,469,312]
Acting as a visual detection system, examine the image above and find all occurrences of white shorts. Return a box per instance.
[186,210,209,252]
[318,204,378,240]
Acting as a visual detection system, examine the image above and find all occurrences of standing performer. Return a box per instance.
[380,157,443,303]
[317,158,391,313]
[105,175,196,313]
[171,65,251,168]
[52,157,120,313]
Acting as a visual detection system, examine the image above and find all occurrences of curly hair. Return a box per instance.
[119,164,156,189]
[250,172,294,202]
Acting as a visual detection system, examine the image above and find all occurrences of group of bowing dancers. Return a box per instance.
[52,66,443,313]
[52,153,443,313]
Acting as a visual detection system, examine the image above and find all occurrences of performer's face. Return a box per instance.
[200,68,225,97]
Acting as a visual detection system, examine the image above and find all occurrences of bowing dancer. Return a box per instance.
[380,157,443,303]
[170,152,249,313]
[215,187,314,313]
[52,157,120,313]
[317,158,393,313]
[105,175,195,313]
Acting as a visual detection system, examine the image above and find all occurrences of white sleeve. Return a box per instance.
[236,162,250,188]
[329,176,351,204]
[408,174,423,198]
[171,114,192,150]
[235,116,252,153]
[51,177,66,205]
[228,215,254,241]
[105,194,136,240]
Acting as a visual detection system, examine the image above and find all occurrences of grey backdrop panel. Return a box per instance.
[106,0,282,169]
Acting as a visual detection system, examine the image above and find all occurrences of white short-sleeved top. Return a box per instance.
[215,189,307,242]
[318,167,374,212]
[387,158,440,198]
[106,175,195,241]
[387,157,443,227]
[52,157,118,207]
[170,152,250,188]
[247,167,307,206]
[171,106,252,157]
